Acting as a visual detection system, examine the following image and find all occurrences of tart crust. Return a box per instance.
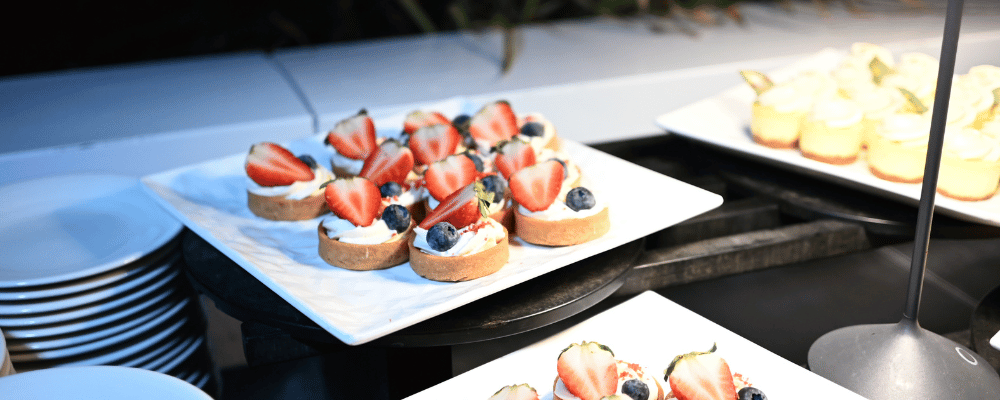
[248,191,328,221]
[408,227,509,282]
[515,207,609,246]
[317,222,414,271]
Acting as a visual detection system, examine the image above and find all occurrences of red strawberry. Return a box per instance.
[245,142,315,187]
[418,183,481,229]
[359,140,414,187]
[326,109,377,160]
[403,110,450,135]
[425,154,478,202]
[494,139,537,179]
[556,342,618,400]
[488,384,539,400]
[665,344,737,400]
[469,100,518,149]
[509,160,564,212]
[323,177,381,227]
[410,124,461,166]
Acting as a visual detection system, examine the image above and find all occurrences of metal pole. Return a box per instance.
[903,0,965,321]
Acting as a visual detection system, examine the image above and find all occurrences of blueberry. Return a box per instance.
[520,121,545,137]
[621,379,649,400]
[463,151,484,172]
[379,182,403,198]
[479,175,506,204]
[427,222,459,251]
[381,204,411,233]
[399,133,411,147]
[737,387,767,400]
[452,114,471,134]
[297,154,318,170]
[566,187,596,211]
[548,158,569,179]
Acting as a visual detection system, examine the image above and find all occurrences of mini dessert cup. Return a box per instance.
[318,222,414,271]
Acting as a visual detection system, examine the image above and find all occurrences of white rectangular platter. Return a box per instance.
[141,99,723,345]
[408,291,866,400]
[655,48,1000,227]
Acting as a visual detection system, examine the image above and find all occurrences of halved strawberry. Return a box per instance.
[665,344,737,400]
[245,142,315,187]
[556,342,618,400]
[418,183,481,229]
[403,110,450,135]
[359,140,414,187]
[323,177,381,227]
[494,139,537,179]
[326,109,377,160]
[509,160,564,212]
[469,100,518,149]
[488,384,539,400]
[410,124,461,166]
[425,154,478,201]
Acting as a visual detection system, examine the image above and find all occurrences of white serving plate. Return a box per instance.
[409,291,865,400]
[655,48,1000,227]
[0,366,212,400]
[0,174,182,288]
[141,99,724,345]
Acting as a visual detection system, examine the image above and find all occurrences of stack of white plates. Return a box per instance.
[0,174,215,395]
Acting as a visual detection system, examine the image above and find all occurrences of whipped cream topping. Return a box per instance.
[943,127,997,161]
[789,70,838,99]
[832,64,877,99]
[412,218,505,257]
[383,185,427,208]
[881,73,935,101]
[554,360,662,400]
[878,113,932,145]
[757,84,813,113]
[949,80,994,113]
[519,192,606,221]
[853,86,905,120]
[925,99,977,128]
[808,97,863,128]
[519,113,558,154]
[321,215,402,245]
[246,165,334,200]
[329,150,365,176]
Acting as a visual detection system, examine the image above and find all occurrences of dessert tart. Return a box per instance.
[245,142,333,221]
[325,109,378,176]
[517,113,561,154]
[469,100,520,153]
[749,82,812,149]
[663,344,760,400]
[357,139,427,222]
[937,127,1000,201]
[552,341,665,400]
[852,86,905,148]
[866,112,932,183]
[799,97,865,164]
[318,177,414,271]
[409,182,509,282]
[512,160,609,246]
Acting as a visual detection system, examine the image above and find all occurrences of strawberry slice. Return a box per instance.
[323,177,381,227]
[425,154,478,202]
[245,142,315,187]
[556,342,618,400]
[488,384,539,400]
[418,183,480,229]
[359,139,414,187]
[509,160,564,212]
[665,344,737,400]
[410,124,461,166]
[494,139,537,179]
[403,110,450,135]
[469,100,518,149]
[326,109,377,160]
